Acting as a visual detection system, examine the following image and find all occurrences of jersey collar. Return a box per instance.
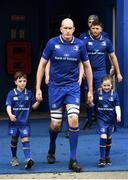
[89,32,103,41]
[99,88,113,95]
[59,35,75,44]
[14,88,27,95]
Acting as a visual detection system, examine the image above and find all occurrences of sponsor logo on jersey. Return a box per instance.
[73,45,79,51]
[109,97,114,101]
[104,104,108,108]
[64,53,69,57]
[84,36,87,39]
[101,41,106,46]
[88,42,93,45]
[99,96,103,100]
[55,44,60,49]
[13,107,29,110]
[55,56,77,61]
[25,96,29,100]
[13,96,18,101]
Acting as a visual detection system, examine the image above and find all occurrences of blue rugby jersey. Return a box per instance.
[42,35,89,86]
[94,89,120,125]
[82,34,114,71]
[6,88,35,126]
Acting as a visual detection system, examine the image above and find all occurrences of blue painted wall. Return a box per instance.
[0,0,116,113]
[116,0,128,127]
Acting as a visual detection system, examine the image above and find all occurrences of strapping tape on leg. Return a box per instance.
[51,110,62,121]
[67,106,79,117]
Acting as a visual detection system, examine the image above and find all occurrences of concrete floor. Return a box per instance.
[0,171,128,179]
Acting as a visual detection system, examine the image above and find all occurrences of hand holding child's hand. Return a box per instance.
[10,114,16,122]
[117,116,121,123]
[36,89,43,101]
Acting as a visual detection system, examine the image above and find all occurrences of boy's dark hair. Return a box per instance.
[14,71,27,81]
[101,74,113,84]
[90,19,102,27]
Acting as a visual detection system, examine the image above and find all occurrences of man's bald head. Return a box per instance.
[61,18,74,27]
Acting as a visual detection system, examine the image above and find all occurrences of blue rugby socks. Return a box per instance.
[106,138,112,158]
[69,127,79,160]
[22,141,30,160]
[10,139,18,157]
[49,129,59,153]
[100,138,107,159]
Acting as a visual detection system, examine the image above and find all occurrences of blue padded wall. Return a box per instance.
[116,0,128,127]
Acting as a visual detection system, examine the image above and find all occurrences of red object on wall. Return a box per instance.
[6,41,32,74]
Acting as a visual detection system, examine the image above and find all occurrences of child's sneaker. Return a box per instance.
[25,158,34,169]
[106,157,112,165]
[47,152,56,164]
[98,159,106,167]
[10,157,19,166]
[69,159,81,172]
